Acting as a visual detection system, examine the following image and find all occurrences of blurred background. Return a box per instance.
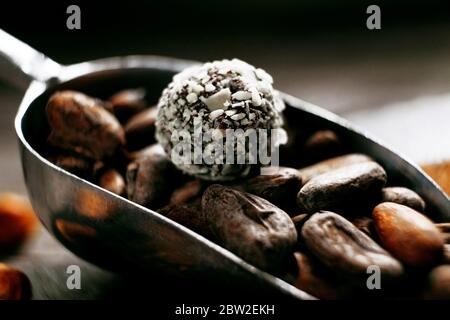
[0,0,450,299]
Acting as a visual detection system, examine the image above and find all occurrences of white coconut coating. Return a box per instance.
[155,58,286,181]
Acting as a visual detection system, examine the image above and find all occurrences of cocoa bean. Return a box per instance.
[126,153,176,209]
[293,252,348,299]
[298,153,373,184]
[98,168,126,196]
[169,180,203,205]
[381,187,425,212]
[0,264,31,300]
[46,90,125,160]
[124,107,158,151]
[303,130,343,164]
[373,202,444,268]
[297,162,387,213]
[422,265,450,300]
[108,88,147,122]
[234,167,302,214]
[0,193,38,251]
[158,202,213,240]
[301,211,403,279]
[202,185,297,272]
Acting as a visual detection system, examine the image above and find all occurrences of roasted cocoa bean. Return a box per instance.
[298,153,373,184]
[125,143,166,162]
[303,130,343,164]
[436,223,450,244]
[108,88,147,122]
[381,187,425,212]
[0,193,38,251]
[98,168,126,196]
[46,91,125,160]
[293,252,348,299]
[373,202,444,268]
[126,153,176,208]
[158,202,213,239]
[422,265,450,300]
[0,264,31,300]
[124,107,158,151]
[169,180,203,205]
[301,211,403,279]
[234,167,302,214]
[297,162,387,213]
[202,185,297,272]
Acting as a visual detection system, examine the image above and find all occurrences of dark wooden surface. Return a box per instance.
[1,25,450,299]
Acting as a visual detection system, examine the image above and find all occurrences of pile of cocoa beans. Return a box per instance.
[44,89,450,300]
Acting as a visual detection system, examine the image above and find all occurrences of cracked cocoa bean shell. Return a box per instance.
[0,193,39,251]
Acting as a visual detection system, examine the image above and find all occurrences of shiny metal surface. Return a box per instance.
[0,29,61,89]
[1,29,449,301]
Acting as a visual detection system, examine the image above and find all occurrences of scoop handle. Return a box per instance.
[0,29,62,90]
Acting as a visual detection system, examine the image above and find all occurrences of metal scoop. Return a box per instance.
[1,29,448,300]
